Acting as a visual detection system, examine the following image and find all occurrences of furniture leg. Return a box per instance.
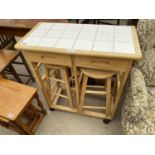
[105,77,112,118]
[72,57,80,109]
[19,52,35,82]
[9,64,22,83]
[111,62,132,119]
[79,75,88,112]
[62,67,74,109]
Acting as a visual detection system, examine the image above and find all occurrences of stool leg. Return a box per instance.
[105,77,112,118]
[62,68,74,109]
[79,75,88,112]
[19,52,35,82]
[9,64,22,83]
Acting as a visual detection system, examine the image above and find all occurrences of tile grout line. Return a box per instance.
[26,23,56,46]
[91,25,99,51]
[37,23,56,45]
[69,24,84,52]
[53,23,70,48]
[112,26,115,54]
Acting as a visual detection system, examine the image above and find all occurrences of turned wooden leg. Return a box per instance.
[79,75,88,112]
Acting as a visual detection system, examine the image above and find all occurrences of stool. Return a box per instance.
[0,35,35,84]
[0,49,22,82]
[36,64,75,112]
[79,68,118,122]
[0,78,46,134]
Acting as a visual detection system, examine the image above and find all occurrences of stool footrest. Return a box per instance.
[51,88,63,105]
[86,85,105,89]
[50,91,68,99]
[83,106,106,110]
[85,90,106,95]
[49,77,65,83]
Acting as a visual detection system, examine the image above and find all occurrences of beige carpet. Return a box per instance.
[0,81,123,135]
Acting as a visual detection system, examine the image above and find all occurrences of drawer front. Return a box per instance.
[25,52,72,67]
[75,56,131,72]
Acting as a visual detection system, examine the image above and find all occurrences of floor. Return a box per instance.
[0,20,126,134]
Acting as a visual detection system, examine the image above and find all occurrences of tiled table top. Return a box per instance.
[15,22,142,59]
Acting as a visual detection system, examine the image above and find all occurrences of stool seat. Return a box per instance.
[0,49,19,72]
[81,68,116,79]
[0,78,36,121]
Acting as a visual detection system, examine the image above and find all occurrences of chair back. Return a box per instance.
[0,35,16,50]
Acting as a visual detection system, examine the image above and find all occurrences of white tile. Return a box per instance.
[96,32,113,41]
[61,31,79,39]
[114,33,133,42]
[66,24,82,31]
[38,23,54,30]
[93,41,113,52]
[73,40,94,50]
[55,39,75,49]
[81,24,98,32]
[52,23,68,30]
[46,30,64,38]
[114,42,135,54]
[37,38,58,47]
[78,31,96,41]
[29,29,48,37]
[22,37,41,46]
[114,26,132,34]
[98,25,114,33]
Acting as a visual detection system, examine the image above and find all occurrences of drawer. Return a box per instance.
[25,52,72,67]
[75,56,131,72]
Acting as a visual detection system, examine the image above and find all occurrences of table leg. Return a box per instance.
[23,52,51,107]
[72,57,80,110]
[111,61,132,119]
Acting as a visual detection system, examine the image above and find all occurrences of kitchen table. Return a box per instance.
[15,22,142,119]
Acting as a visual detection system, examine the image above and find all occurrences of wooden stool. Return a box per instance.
[0,49,22,82]
[79,68,117,122]
[0,78,46,134]
[46,65,74,111]
[33,63,75,112]
[0,35,35,84]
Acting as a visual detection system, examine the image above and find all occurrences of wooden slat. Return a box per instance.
[81,110,110,119]
[86,85,105,89]
[49,91,68,99]
[51,88,63,105]
[35,63,41,70]
[83,106,106,110]
[85,90,106,95]
[41,74,46,81]
[50,104,78,113]
[49,77,65,83]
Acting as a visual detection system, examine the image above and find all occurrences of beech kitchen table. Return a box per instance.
[15,22,142,119]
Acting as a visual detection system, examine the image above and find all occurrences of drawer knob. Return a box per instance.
[91,60,110,64]
[41,55,44,59]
